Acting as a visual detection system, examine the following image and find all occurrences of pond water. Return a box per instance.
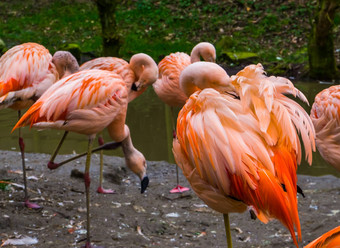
[0,80,339,178]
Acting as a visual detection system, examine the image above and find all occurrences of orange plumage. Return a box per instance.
[310,85,340,171]
[153,42,216,107]
[0,43,58,110]
[173,62,315,247]
[13,69,128,137]
[304,225,340,248]
[80,54,158,103]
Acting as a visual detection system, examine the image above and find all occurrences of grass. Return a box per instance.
[0,0,339,74]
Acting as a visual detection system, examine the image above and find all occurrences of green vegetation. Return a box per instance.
[0,0,339,75]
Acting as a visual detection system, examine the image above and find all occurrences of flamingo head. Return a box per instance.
[52,51,79,79]
[130,53,158,91]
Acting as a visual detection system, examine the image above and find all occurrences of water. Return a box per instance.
[0,81,339,178]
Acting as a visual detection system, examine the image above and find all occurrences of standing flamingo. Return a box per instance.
[310,85,340,171]
[172,62,315,247]
[0,42,79,209]
[153,42,216,193]
[13,69,149,248]
[47,53,158,194]
[304,225,340,248]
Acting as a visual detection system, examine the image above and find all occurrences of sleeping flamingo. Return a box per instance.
[13,69,149,248]
[153,42,216,193]
[310,85,340,171]
[0,42,79,209]
[172,62,315,247]
[47,53,158,194]
[304,225,340,248]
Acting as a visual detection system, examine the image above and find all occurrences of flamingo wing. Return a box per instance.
[153,52,190,106]
[80,57,135,87]
[304,225,340,248]
[231,64,315,164]
[0,43,57,104]
[13,69,128,135]
[173,88,302,246]
[310,85,340,170]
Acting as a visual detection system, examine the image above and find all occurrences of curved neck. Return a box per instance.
[129,53,158,88]
[121,126,135,156]
[190,42,216,64]
[180,62,234,97]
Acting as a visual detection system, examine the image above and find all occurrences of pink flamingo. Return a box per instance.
[173,62,315,247]
[0,42,79,209]
[47,53,158,194]
[304,225,340,248]
[310,85,340,171]
[153,42,216,193]
[13,69,149,248]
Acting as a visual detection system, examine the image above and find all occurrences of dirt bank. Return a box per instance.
[0,150,339,247]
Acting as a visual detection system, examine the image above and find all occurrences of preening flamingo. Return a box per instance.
[304,225,340,248]
[47,53,158,194]
[172,62,315,247]
[153,42,216,193]
[13,69,149,248]
[0,42,79,209]
[310,85,340,171]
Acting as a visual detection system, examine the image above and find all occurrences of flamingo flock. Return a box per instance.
[0,41,339,248]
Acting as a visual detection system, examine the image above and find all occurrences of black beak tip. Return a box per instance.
[141,176,149,194]
[131,83,138,91]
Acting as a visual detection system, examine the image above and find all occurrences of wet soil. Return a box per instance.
[0,150,339,248]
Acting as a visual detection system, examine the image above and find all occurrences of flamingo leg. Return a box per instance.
[81,137,105,248]
[83,136,94,248]
[223,213,233,248]
[47,131,69,169]
[17,110,41,209]
[45,141,122,169]
[96,134,115,194]
[169,106,189,194]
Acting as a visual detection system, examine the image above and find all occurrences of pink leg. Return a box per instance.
[169,165,190,194]
[18,111,41,209]
[96,134,115,194]
[169,107,189,194]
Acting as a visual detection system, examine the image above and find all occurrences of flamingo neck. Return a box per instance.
[190,42,216,63]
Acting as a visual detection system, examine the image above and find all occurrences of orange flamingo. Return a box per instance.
[172,62,315,247]
[310,85,340,171]
[13,69,149,248]
[80,53,158,102]
[47,53,158,194]
[153,42,216,193]
[304,225,340,248]
[0,42,79,209]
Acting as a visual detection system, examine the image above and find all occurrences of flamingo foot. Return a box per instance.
[169,185,190,194]
[47,161,61,170]
[96,186,116,194]
[24,199,42,209]
[81,242,104,248]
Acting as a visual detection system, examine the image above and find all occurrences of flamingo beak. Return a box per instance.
[131,83,138,91]
[141,175,149,193]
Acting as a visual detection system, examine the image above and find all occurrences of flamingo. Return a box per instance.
[310,85,340,171]
[13,69,149,248]
[153,42,216,193]
[0,42,79,209]
[47,53,158,194]
[304,225,340,248]
[172,62,315,247]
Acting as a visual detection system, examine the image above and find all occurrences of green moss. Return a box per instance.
[0,0,337,70]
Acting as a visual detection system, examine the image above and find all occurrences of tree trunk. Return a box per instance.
[308,0,339,80]
[94,0,121,57]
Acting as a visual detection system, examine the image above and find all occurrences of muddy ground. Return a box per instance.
[0,150,339,248]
